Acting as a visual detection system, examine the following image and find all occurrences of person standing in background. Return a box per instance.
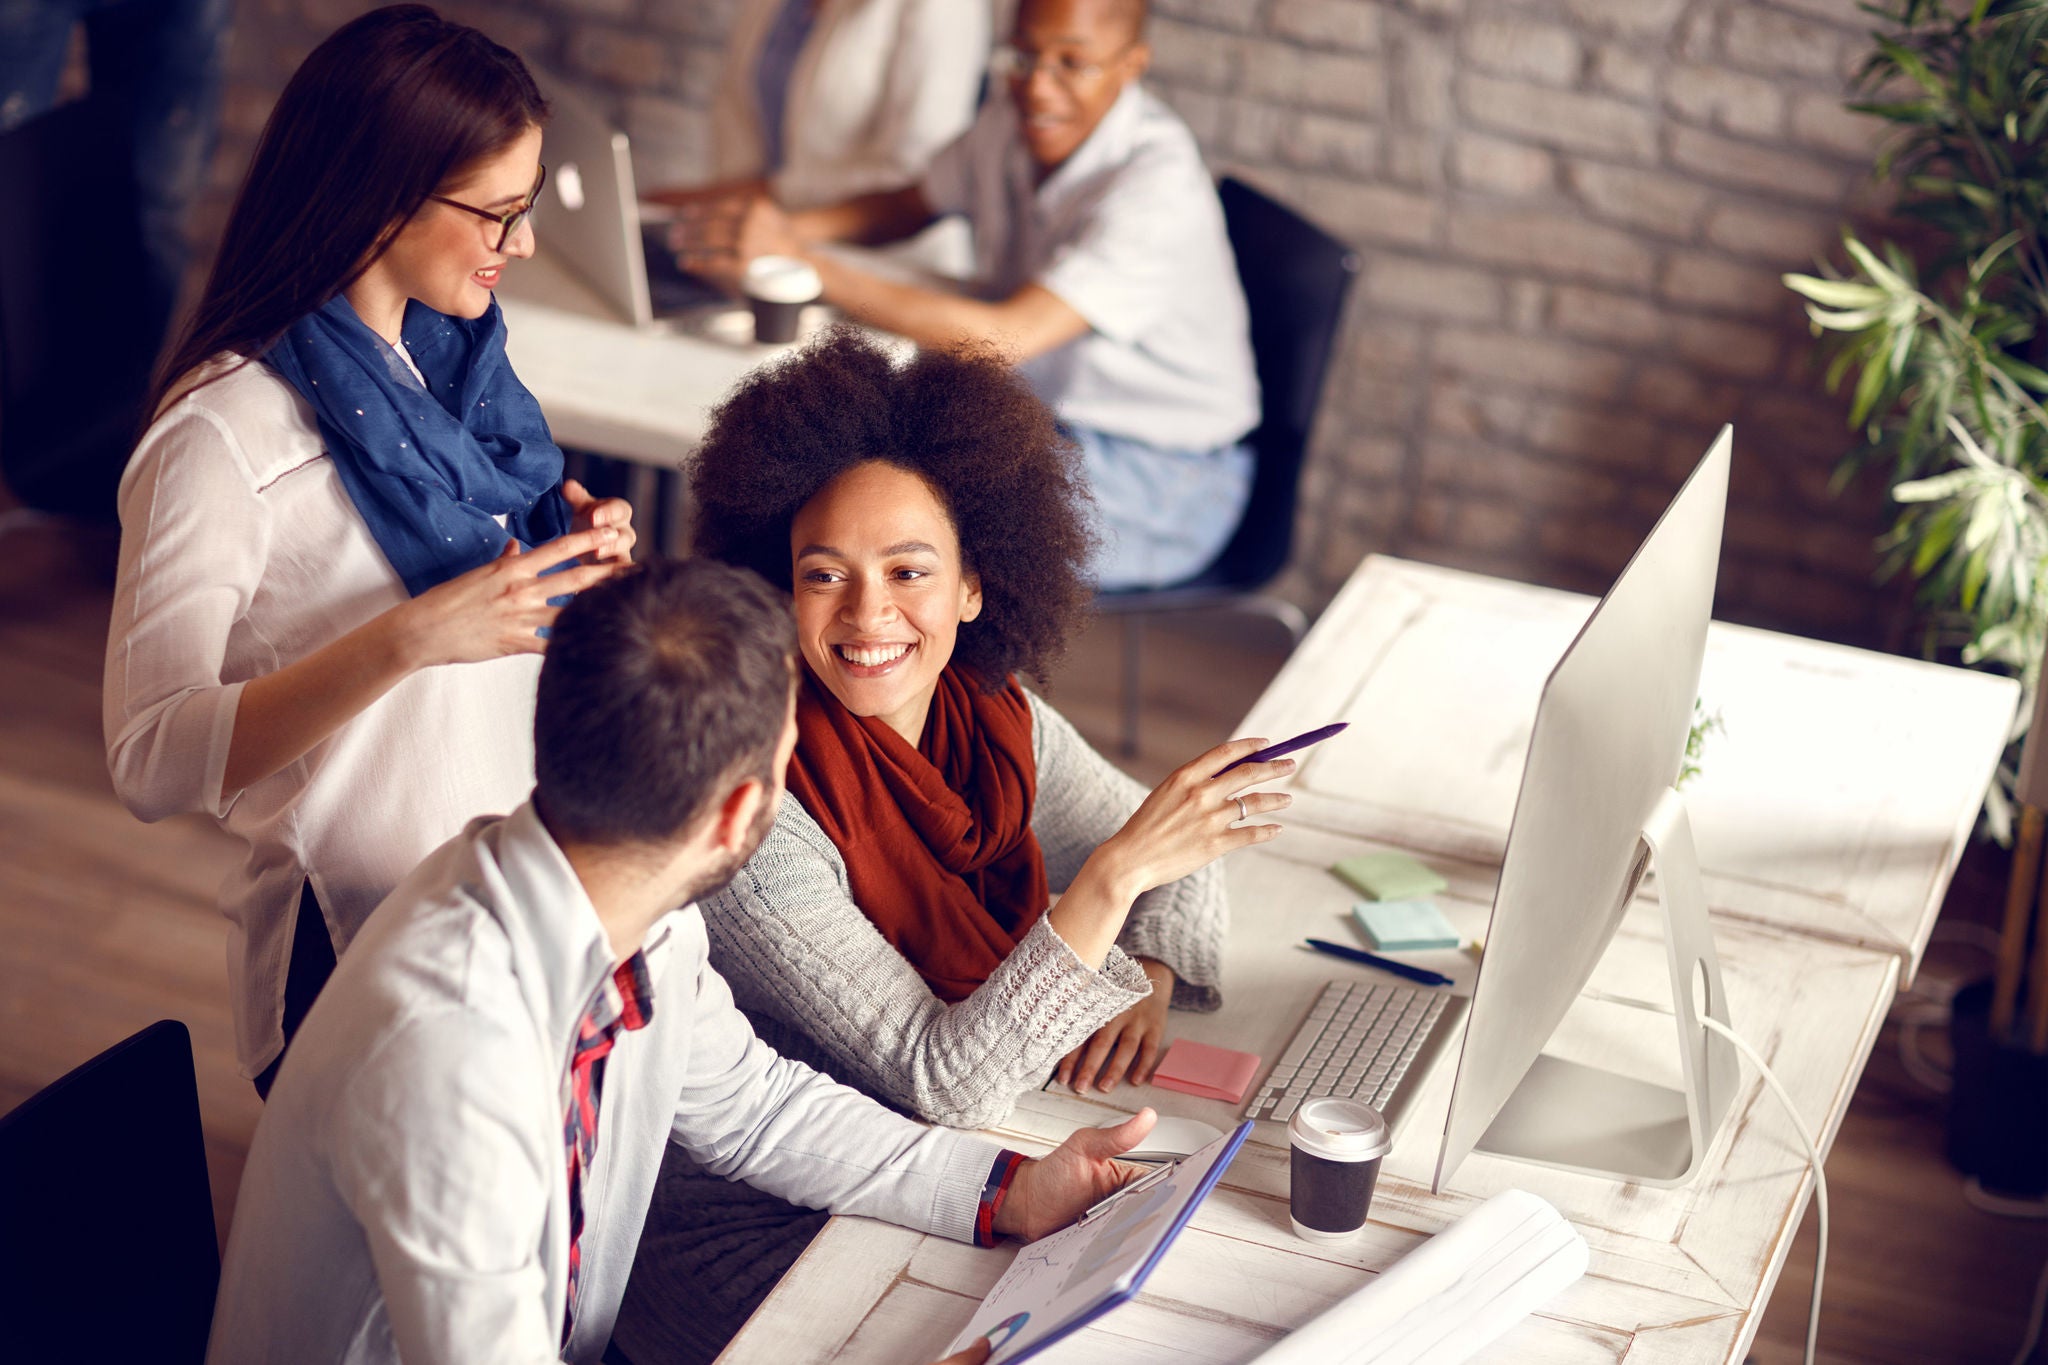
[712,0,990,209]
[0,0,229,519]
[647,0,990,273]
[0,0,228,320]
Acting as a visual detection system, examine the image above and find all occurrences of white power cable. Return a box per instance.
[1697,1014,1828,1365]
[1578,989,1827,1365]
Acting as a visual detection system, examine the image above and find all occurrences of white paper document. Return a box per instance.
[1250,1188,1588,1364]
[943,1122,1252,1364]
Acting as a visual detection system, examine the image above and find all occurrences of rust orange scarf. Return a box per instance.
[784,664,1049,1003]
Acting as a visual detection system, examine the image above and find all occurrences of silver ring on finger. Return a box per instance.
[1235,796,1248,824]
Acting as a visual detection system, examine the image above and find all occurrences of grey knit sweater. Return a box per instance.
[698,690,1228,1131]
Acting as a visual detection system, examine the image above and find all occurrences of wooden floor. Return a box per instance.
[1,513,2041,1363]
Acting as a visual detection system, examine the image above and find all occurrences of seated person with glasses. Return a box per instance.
[204,556,1162,1365]
[668,0,1259,591]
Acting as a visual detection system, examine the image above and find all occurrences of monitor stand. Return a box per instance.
[1471,788,1742,1187]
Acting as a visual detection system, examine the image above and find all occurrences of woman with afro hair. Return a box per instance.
[608,330,1294,1363]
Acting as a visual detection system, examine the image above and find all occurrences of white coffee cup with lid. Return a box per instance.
[743,255,823,344]
[1287,1097,1392,1243]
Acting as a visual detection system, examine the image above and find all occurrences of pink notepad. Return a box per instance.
[1151,1039,1263,1104]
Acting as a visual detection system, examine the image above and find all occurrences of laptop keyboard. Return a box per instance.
[1242,979,1465,1126]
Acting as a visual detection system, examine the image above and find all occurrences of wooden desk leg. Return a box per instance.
[1992,804,2043,1040]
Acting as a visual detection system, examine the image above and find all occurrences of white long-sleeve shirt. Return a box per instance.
[103,357,542,1077]
[204,802,999,1365]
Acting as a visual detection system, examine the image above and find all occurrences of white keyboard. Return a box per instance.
[1242,979,1466,1129]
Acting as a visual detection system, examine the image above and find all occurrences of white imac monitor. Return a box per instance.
[1434,426,1742,1192]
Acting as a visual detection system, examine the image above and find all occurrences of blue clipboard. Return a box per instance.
[944,1120,1256,1363]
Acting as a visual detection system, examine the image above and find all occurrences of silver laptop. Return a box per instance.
[530,70,724,326]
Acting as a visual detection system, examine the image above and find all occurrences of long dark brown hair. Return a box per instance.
[147,4,547,417]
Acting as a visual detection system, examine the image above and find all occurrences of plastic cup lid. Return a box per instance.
[744,254,823,303]
[1288,1097,1392,1161]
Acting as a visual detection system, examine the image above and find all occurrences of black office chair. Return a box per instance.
[0,1020,220,1365]
[1094,178,1360,755]
[0,92,168,522]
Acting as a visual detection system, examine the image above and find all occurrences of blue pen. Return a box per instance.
[1303,937,1454,988]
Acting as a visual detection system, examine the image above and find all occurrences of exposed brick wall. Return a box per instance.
[196,0,1904,645]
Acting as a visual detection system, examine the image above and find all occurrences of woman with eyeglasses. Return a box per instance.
[103,4,635,1098]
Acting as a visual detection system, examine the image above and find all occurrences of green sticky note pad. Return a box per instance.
[1352,899,1461,952]
[1332,851,1448,902]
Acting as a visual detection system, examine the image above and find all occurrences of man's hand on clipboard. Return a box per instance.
[990,1109,1158,1243]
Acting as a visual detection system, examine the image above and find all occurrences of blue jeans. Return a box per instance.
[0,0,229,298]
[1066,422,1254,591]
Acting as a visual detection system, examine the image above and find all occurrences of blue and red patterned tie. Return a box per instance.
[562,953,654,1348]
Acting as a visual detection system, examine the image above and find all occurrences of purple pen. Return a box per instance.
[1216,721,1349,776]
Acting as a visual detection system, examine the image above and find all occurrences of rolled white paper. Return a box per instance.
[1250,1189,1588,1365]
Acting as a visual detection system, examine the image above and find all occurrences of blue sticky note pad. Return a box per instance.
[1352,899,1460,952]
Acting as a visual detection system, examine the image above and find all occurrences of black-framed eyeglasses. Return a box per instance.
[989,42,1136,86]
[429,164,546,251]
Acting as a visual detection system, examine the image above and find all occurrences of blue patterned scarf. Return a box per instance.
[263,295,571,596]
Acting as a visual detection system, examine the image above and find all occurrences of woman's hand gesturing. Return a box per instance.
[395,526,624,668]
[563,477,636,563]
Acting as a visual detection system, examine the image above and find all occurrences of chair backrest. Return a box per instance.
[0,1020,219,1365]
[1207,177,1360,588]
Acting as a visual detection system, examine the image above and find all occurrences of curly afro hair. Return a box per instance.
[689,329,1098,690]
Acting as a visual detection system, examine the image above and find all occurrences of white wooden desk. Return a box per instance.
[721,555,2017,1364]
[498,250,766,469]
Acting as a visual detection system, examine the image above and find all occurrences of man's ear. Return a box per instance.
[1124,41,1151,82]
[711,776,767,855]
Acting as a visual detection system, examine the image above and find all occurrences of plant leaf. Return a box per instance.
[1783,273,1892,308]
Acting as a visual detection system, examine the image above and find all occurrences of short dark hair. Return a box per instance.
[1017,0,1149,42]
[690,330,1098,690]
[535,558,796,846]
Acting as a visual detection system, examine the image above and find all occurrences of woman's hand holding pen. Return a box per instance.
[1049,737,1291,969]
[393,527,624,667]
[1090,737,1293,900]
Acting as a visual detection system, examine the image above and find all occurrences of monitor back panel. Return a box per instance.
[1435,427,1731,1186]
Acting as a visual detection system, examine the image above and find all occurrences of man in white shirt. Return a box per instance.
[204,557,1158,1365]
[676,0,1260,591]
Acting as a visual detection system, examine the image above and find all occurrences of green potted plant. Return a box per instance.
[1783,0,2048,840]
[1785,0,2048,1198]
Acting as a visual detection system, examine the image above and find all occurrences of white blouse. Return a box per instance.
[103,357,542,1078]
[712,0,990,209]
